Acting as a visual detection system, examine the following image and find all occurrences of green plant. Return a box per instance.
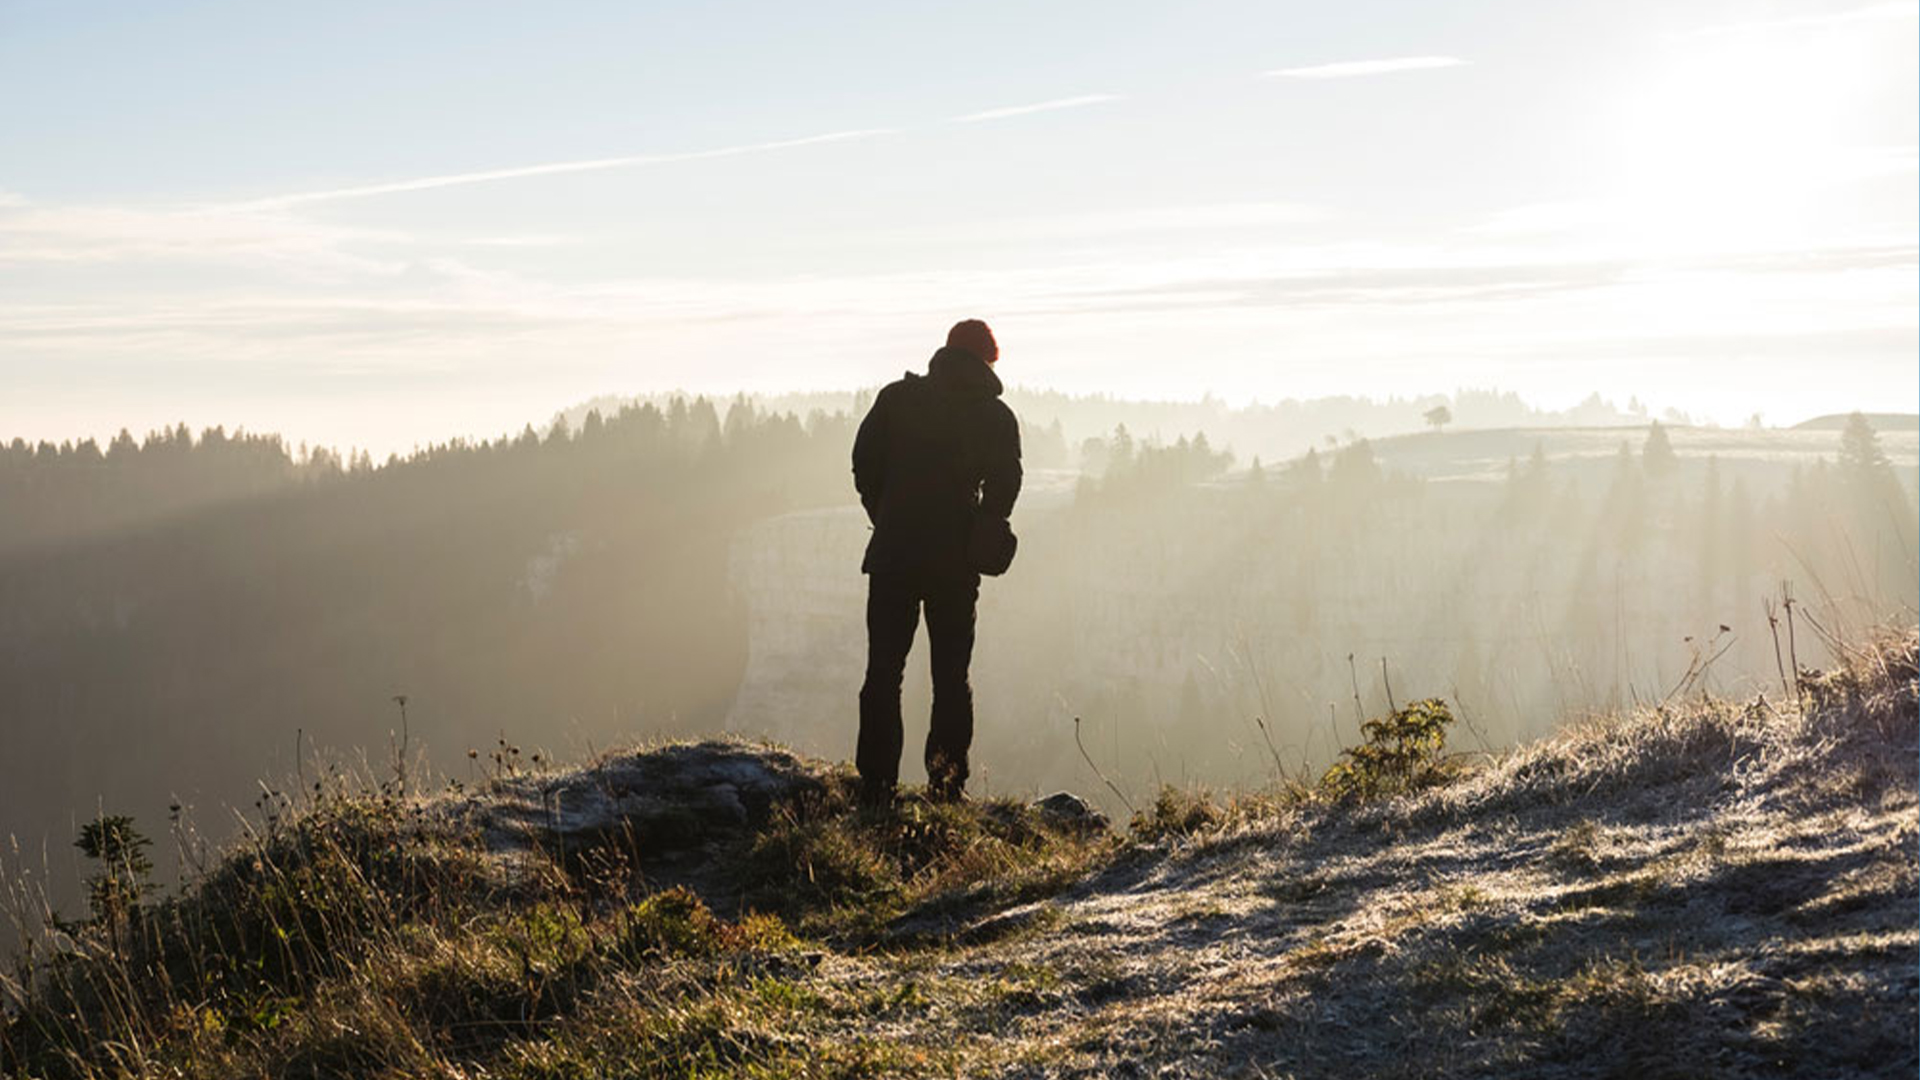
[1320,697,1456,799]
[73,813,154,924]
[1129,785,1226,841]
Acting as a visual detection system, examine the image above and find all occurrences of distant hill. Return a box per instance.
[1792,412,1919,432]
[1353,422,1920,489]
[556,386,1666,471]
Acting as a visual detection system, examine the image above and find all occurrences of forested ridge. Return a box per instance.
[946,414,1916,798]
[0,398,854,913]
[0,401,1913,927]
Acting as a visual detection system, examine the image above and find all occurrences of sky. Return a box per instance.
[2,0,1915,456]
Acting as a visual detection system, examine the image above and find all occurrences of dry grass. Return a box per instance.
[0,760,1113,1079]
[3,629,1913,1078]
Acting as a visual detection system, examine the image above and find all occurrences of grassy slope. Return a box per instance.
[4,633,1914,1080]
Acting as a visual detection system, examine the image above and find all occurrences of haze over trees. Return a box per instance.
[0,399,848,911]
[560,386,1672,471]
[924,413,1916,796]
[0,396,1913,920]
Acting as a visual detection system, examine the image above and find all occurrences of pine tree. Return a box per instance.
[1836,412,1917,600]
[1838,412,1891,475]
[1329,439,1381,489]
[1641,421,1677,477]
[1287,447,1323,486]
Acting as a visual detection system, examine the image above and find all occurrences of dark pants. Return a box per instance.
[857,571,979,797]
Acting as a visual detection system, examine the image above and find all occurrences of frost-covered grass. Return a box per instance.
[4,631,1912,1078]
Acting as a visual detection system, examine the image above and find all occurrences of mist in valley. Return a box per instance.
[2,393,1914,923]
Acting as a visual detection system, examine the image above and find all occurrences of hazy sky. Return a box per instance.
[3,0,1915,454]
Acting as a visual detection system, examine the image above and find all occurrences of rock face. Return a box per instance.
[458,739,827,860]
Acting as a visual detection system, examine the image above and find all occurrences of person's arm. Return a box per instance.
[851,390,890,523]
[979,406,1023,521]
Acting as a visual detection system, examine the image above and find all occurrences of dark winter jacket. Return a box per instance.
[852,346,1022,577]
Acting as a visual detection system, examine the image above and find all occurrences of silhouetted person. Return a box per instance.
[852,319,1022,805]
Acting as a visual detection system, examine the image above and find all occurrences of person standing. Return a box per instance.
[851,319,1022,805]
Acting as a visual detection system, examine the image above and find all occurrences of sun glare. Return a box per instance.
[1609,27,1883,251]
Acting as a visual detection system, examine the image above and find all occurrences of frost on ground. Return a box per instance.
[5,633,1913,1079]
[884,633,1917,1079]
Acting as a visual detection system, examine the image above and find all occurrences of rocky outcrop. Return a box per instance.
[447,738,829,866]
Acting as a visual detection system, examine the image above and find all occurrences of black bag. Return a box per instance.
[968,514,1018,576]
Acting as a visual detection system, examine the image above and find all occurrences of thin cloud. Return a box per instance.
[0,203,406,271]
[1262,56,1467,80]
[987,202,1327,241]
[1468,145,1918,238]
[1674,0,1916,40]
[231,128,897,210]
[948,94,1123,124]
[1467,200,1615,236]
[6,239,1907,403]
[463,234,582,248]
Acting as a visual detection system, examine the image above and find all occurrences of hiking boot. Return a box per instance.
[927,778,966,805]
[857,779,896,811]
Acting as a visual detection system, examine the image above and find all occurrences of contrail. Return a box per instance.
[948,93,1123,124]
[230,128,898,210]
[1262,56,1466,80]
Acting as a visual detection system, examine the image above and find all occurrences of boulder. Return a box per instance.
[1034,790,1108,831]
[466,739,826,858]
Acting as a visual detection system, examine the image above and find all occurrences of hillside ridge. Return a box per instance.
[4,632,1914,1078]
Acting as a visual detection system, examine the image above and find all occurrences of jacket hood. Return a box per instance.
[925,345,1004,398]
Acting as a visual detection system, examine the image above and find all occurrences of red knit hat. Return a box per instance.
[946,319,998,364]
